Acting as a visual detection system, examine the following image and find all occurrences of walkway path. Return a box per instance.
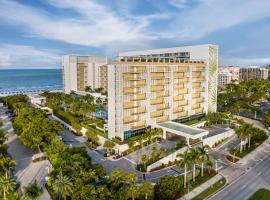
[179,174,223,200]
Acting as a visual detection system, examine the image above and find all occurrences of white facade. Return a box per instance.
[62,55,107,93]
[218,71,232,87]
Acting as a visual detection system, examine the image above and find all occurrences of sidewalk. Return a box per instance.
[179,174,223,200]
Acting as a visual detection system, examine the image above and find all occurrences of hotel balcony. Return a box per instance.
[177,66,189,72]
[156,115,169,123]
[156,66,170,72]
[192,82,201,88]
[178,88,188,94]
[123,87,140,94]
[130,93,146,101]
[192,93,201,98]
[123,73,140,80]
[150,98,164,105]
[192,103,201,110]
[195,77,205,82]
[192,72,201,77]
[177,78,189,83]
[131,107,146,115]
[174,84,184,90]
[123,101,139,109]
[173,107,183,113]
[173,72,185,78]
[173,95,184,101]
[178,100,188,106]
[192,66,205,71]
[131,120,146,130]
[129,66,146,73]
[177,111,188,118]
[156,78,170,85]
[130,79,146,87]
[156,103,170,111]
[123,115,139,124]
[195,88,205,93]
[150,111,164,118]
[156,91,169,98]
[194,108,203,114]
[150,72,165,79]
[195,98,204,103]
[150,85,164,92]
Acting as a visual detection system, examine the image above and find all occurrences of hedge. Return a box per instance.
[53,108,81,132]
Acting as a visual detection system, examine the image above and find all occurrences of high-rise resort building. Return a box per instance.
[239,66,269,81]
[107,44,218,140]
[62,55,107,93]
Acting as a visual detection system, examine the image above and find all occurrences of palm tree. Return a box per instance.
[197,145,210,177]
[189,148,199,182]
[0,173,16,200]
[205,160,213,174]
[177,150,191,188]
[23,180,42,200]
[139,180,153,200]
[52,172,73,200]
[141,154,148,168]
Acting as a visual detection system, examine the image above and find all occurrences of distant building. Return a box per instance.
[219,66,240,81]
[239,66,269,81]
[218,70,232,87]
[62,55,107,93]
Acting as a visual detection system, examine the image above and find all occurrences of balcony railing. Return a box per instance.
[150,111,164,118]
[156,91,169,98]
[178,88,188,94]
[150,98,164,105]
[173,107,183,113]
[130,79,146,87]
[129,66,146,73]
[123,101,139,109]
[150,85,164,92]
[177,111,188,118]
[131,107,146,115]
[131,120,146,130]
[173,95,184,101]
[123,73,140,80]
[123,87,140,94]
[130,93,146,101]
[156,115,169,123]
[156,103,170,110]
[150,72,165,79]
[123,115,139,124]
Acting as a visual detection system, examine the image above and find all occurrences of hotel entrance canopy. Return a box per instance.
[154,121,209,140]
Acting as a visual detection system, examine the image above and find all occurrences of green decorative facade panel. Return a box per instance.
[208,46,218,112]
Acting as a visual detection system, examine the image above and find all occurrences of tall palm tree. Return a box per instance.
[197,145,210,177]
[189,148,199,182]
[177,150,191,188]
[52,172,73,200]
[0,174,16,200]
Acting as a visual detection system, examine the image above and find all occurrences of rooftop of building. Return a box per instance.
[155,121,209,139]
[109,57,205,65]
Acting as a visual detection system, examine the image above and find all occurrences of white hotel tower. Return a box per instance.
[107,44,218,140]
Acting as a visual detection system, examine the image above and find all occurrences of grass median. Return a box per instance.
[248,188,270,200]
[191,177,226,200]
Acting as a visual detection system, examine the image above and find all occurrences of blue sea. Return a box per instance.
[0,69,62,93]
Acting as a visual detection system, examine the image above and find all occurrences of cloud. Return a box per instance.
[0,44,60,68]
[220,56,270,67]
[0,0,159,49]
[169,0,188,8]
[169,0,270,40]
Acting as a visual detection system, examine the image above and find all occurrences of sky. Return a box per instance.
[1,0,270,68]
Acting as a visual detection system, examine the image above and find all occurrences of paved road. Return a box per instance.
[61,126,182,183]
[210,154,270,200]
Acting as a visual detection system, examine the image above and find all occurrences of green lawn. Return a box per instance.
[182,119,200,125]
[248,188,270,200]
[182,171,217,195]
[192,177,226,200]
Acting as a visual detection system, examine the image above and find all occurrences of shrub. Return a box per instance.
[53,108,81,132]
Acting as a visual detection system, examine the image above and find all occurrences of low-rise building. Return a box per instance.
[239,66,269,81]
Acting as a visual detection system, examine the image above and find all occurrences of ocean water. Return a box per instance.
[0,69,62,93]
